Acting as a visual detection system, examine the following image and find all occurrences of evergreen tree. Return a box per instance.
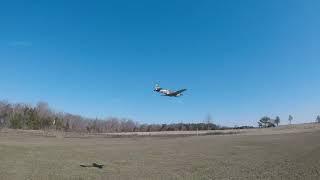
[275,116,280,126]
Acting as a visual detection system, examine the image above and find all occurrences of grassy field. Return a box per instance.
[0,124,319,180]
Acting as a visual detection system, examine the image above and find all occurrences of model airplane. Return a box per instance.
[154,84,187,97]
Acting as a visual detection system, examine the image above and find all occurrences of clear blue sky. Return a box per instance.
[0,0,319,126]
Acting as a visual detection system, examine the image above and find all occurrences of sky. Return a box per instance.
[0,0,319,126]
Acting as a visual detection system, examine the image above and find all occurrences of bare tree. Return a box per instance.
[111,118,121,132]
[288,115,293,125]
[206,114,212,130]
[36,102,55,129]
[0,101,11,127]
[120,119,136,132]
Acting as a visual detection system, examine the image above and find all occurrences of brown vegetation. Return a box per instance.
[0,100,251,133]
[0,123,319,180]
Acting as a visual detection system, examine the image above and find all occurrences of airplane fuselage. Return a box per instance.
[155,89,182,97]
[154,85,186,97]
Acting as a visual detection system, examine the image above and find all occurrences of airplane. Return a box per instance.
[154,84,187,97]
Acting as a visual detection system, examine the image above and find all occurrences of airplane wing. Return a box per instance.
[171,89,187,95]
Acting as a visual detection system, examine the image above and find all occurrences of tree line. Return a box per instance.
[0,100,237,133]
[5,100,317,132]
[258,115,320,128]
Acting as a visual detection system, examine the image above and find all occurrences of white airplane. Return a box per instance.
[154,84,187,97]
